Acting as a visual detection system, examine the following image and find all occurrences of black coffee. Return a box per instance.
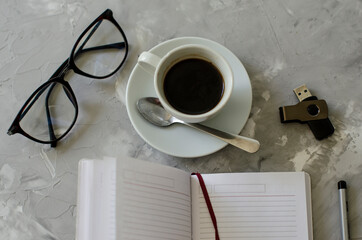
[163,58,224,115]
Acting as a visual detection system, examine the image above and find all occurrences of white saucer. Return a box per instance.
[126,37,252,158]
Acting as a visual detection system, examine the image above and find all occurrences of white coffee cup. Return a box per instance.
[138,44,233,123]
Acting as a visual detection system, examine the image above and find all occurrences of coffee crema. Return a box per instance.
[163,58,224,115]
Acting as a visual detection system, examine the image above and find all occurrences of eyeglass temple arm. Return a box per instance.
[45,19,124,146]
[44,19,124,146]
[44,83,58,147]
[78,42,125,53]
[44,59,75,148]
[43,35,124,147]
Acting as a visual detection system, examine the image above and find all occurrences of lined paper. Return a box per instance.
[191,172,312,240]
[116,158,192,240]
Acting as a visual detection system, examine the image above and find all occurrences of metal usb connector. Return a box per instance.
[293,84,313,102]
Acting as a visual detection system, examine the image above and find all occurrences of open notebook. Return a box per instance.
[76,157,313,240]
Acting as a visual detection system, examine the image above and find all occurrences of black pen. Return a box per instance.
[338,180,349,240]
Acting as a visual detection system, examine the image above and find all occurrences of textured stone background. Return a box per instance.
[1,0,362,239]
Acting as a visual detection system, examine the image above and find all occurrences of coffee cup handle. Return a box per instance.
[138,52,161,75]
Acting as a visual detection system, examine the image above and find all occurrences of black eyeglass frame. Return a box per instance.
[7,9,129,147]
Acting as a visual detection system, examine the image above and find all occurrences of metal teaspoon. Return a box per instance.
[136,97,260,153]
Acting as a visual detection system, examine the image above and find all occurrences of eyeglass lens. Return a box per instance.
[19,82,76,142]
[73,18,127,77]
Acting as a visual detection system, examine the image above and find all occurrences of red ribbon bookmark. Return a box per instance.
[192,172,220,240]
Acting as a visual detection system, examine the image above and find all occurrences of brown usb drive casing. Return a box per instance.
[279,85,334,140]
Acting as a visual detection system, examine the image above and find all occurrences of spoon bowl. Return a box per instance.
[136,97,260,153]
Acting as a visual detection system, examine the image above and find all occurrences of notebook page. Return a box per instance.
[191,172,312,240]
[76,158,117,240]
[117,157,191,240]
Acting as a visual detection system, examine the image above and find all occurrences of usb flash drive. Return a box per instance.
[279,85,334,140]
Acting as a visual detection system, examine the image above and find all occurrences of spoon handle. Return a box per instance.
[185,123,260,153]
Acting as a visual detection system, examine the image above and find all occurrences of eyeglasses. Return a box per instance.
[7,9,128,147]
